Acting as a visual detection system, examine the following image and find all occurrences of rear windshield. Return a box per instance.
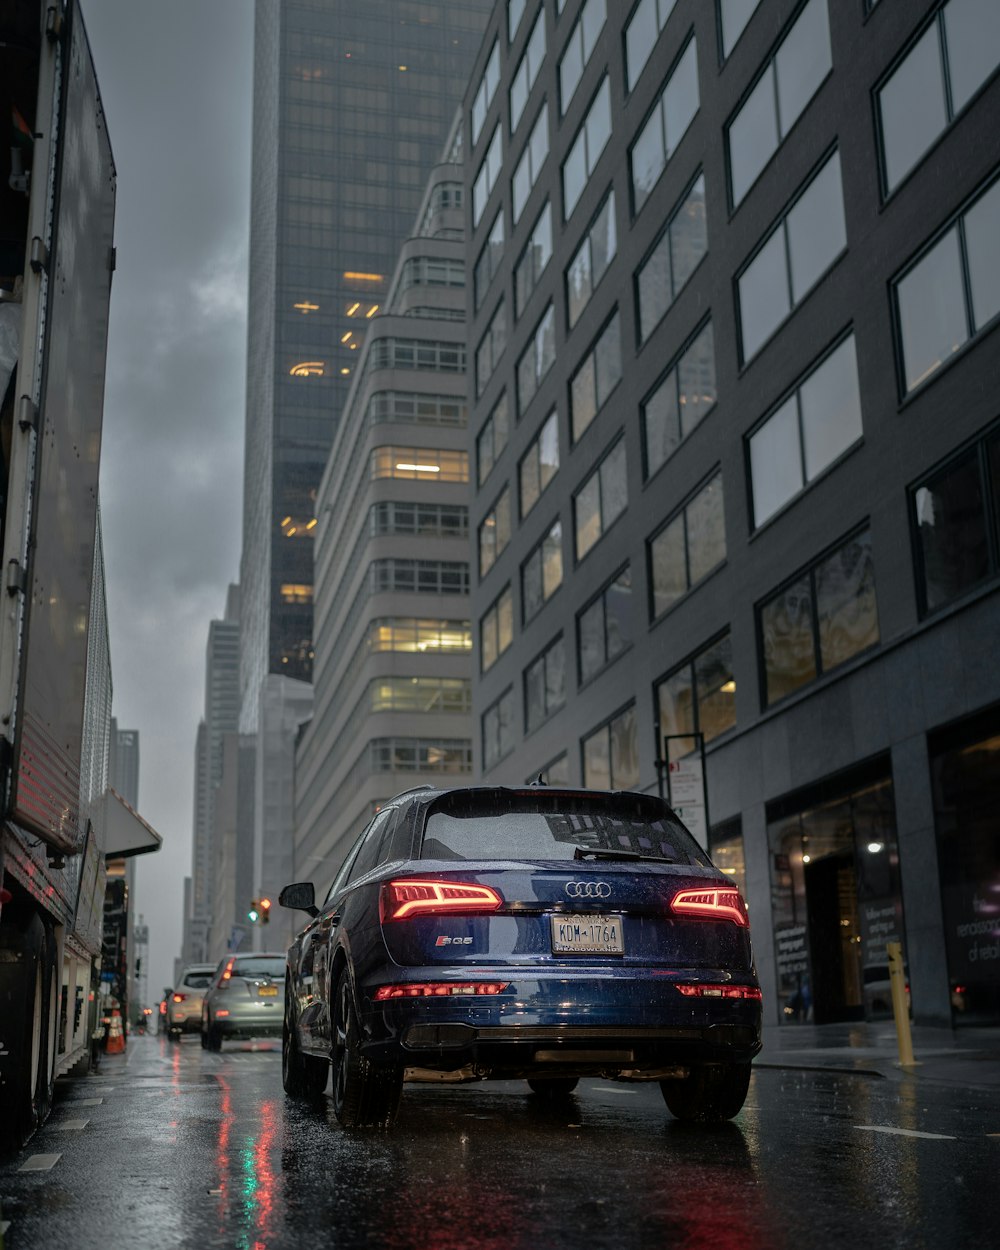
[420,791,708,866]
[231,957,285,980]
[182,972,213,989]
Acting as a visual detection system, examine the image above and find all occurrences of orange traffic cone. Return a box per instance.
[105,1004,125,1054]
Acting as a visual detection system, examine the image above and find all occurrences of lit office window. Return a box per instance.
[655,633,735,753]
[474,211,505,312]
[718,0,761,60]
[370,677,471,715]
[471,39,501,147]
[648,472,726,619]
[473,125,503,227]
[574,437,627,560]
[582,703,639,790]
[738,149,846,363]
[513,104,550,224]
[878,0,1000,194]
[749,334,862,527]
[522,519,563,623]
[560,0,606,113]
[519,410,559,519]
[510,8,546,133]
[759,528,879,705]
[477,392,510,487]
[630,37,699,214]
[562,76,612,220]
[566,188,617,329]
[479,486,512,578]
[517,303,556,415]
[894,175,1000,394]
[524,634,566,732]
[514,202,553,319]
[480,585,514,672]
[482,687,515,771]
[727,0,831,207]
[642,320,716,479]
[570,310,622,442]
[476,300,507,398]
[371,447,468,482]
[636,173,707,343]
[625,0,678,92]
[366,619,472,656]
[578,565,632,684]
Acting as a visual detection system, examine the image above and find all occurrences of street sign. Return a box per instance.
[667,753,708,848]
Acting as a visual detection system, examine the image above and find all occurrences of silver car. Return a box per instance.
[201,952,285,1051]
[165,964,217,1039]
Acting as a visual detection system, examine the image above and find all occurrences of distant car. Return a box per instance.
[279,784,762,1128]
[200,953,286,1051]
[165,964,217,1039]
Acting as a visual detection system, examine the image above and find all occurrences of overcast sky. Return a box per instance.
[81,0,255,1001]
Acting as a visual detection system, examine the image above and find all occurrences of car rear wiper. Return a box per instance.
[573,846,677,864]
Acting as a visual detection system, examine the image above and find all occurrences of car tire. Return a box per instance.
[200,1028,208,1050]
[330,973,401,1129]
[282,996,328,1098]
[167,1029,180,1043]
[526,1077,579,1099]
[205,1022,223,1052]
[660,1063,752,1123]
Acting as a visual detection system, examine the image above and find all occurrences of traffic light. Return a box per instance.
[248,900,260,923]
[259,897,272,924]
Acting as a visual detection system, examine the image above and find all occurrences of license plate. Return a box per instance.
[551,914,624,955]
[257,985,278,996]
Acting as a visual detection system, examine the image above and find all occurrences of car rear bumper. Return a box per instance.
[210,1005,282,1039]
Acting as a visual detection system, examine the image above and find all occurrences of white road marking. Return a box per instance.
[55,1118,90,1131]
[19,1154,62,1172]
[855,1125,956,1141]
[1,1219,11,1235]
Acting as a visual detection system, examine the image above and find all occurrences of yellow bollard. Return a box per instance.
[887,940,918,1068]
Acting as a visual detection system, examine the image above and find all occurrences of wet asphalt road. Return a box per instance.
[2,1032,998,1250]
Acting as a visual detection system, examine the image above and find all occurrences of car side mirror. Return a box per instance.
[279,882,318,916]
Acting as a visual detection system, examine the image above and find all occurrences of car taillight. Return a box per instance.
[222,956,236,981]
[172,993,187,1003]
[374,982,509,1001]
[380,879,503,922]
[159,1001,166,1014]
[670,887,749,927]
[675,984,762,1000]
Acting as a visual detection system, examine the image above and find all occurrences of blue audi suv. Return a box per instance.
[279,784,761,1128]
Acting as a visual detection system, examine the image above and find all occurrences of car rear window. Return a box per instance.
[182,972,213,988]
[231,957,285,980]
[419,790,708,866]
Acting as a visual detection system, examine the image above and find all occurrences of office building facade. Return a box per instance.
[464,0,1000,1026]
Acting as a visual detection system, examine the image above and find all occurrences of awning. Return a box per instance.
[99,788,163,859]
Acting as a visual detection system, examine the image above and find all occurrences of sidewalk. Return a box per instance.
[755,1020,1000,1088]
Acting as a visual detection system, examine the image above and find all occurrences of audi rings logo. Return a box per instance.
[565,880,612,899]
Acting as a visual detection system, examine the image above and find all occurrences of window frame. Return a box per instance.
[482,686,516,772]
[576,561,633,686]
[580,700,639,790]
[627,31,700,217]
[480,583,514,673]
[565,184,617,332]
[641,315,717,481]
[478,484,512,579]
[569,306,623,443]
[653,628,736,757]
[646,467,727,621]
[561,74,612,222]
[523,632,567,733]
[518,408,560,520]
[573,434,628,563]
[633,169,708,347]
[521,516,564,624]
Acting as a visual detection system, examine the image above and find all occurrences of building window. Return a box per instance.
[629,36,699,215]
[582,703,639,790]
[371,447,468,483]
[371,739,472,775]
[481,585,514,672]
[625,0,678,93]
[370,501,468,540]
[473,125,503,228]
[474,211,505,312]
[718,0,761,61]
[911,424,1000,615]
[759,527,879,706]
[648,471,726,619]
[483,687,515,771]
[368,392,466,427]
[368,339,465,373]
[508,0,527,42]
[471,39,501,147]
[512,104,550,224]
[280,583,313,604]
[878,0,1000,195]
[517,303,556,415]
[893,174,1000,395]
[578,565,632,684]
[519,409,559,519]
[574,437,627,561]
[522,518,563,623]
[749,333,863,528]
[635,173,707,345]
[566,188,617,330]
[726,0,831,208]
[479,486,512,578]
[570,310,622,442]
[514,201,553,319]
[370,559,469,596]
[642,319,716,480]
[477,392,510,487]
[655,633,735,762]
[365,619,471,656]
[560,0,606,113]
[524,634,567,732]
[562,76,612,220]
[737,148,846,363]
[476,300,507,398]
[371,677,471,715]
[399,257,464,293]
[510,7,546,133]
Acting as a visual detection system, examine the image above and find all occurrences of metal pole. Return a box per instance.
[887,940,917,1067]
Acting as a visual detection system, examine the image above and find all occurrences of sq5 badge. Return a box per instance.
[435,935,473,946]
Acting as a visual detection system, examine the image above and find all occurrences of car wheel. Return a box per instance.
[200,1028,208,1050]
[660,1063,751,1123]
[168,1029,180,1043]
[526,1077,578,1099]
[330,973,401,1129]
[205,1022,223,1052]
[282,996,328,1098]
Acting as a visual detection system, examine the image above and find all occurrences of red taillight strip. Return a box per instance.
[380,879,503,922]
[222,955,236,980]
[674,984,762,1000]
[670,887,749,927]
[374,982,509,1001]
